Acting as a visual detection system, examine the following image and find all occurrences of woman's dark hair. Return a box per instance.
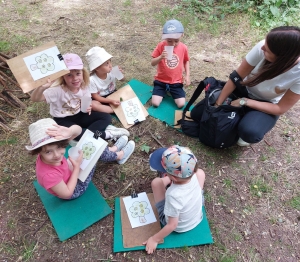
[242,26,300,87]
[28,139,69,156]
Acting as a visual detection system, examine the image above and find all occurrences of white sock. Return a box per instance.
[105,131,112,139]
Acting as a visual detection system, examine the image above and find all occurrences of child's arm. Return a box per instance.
[151,50,167,66]
[50,151,83,199]
[91,93,120,106]
[184,60,190,86]
[143,216,178,254]
[31,79,54,102]
[46,124,82,141]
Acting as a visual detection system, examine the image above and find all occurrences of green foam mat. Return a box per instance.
[33,181,112,241]
[113,198,213,252]
[148,95,194,127]
[127,79,153,105]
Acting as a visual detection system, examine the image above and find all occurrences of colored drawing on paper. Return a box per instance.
[123,192,157,228]
[125,100,140,118]
[121,97,146,125]
[29,54,55,74]
[79,135,103,171]
[82,142,96,160]
[23,46,67,81]
[129,201,150,223]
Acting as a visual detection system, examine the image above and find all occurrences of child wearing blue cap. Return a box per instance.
[143,145,205,254]
[151,19,190,108]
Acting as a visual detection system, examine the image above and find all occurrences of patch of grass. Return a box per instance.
[0,41,10,52]
[0,137,18,146]
[21,241,36,261]
[120,173,126,181]
[7,218,16,229]
[250,178,272,197]
[140,144,150,154]
[287,195,300,210]
[271,172,279,182]
[260,154,268,161]
[154,6,181,24]
[1,243,18,256]
[223,178,232,188]
[123,0,132,7]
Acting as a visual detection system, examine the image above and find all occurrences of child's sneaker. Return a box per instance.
[117,141,135,164]
[113,135,128,152]
[237,137,250,147]
[105,125,130,140]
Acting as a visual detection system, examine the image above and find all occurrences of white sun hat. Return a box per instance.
[25,118,70,151]
[85,46,113,71]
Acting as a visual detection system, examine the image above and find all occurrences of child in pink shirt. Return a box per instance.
[26,118,134,199]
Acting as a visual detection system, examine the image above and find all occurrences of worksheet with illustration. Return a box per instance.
[122,192,157,228]
[76,130,107,182]
[120,97,146,124]
[23,46,67,81]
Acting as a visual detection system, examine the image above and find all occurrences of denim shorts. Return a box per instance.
[153,80,185,99]
[155,199,167,226]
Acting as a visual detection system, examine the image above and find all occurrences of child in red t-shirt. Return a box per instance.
[151,19,190,108]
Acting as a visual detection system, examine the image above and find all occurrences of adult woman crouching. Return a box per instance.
[215,26,300,146]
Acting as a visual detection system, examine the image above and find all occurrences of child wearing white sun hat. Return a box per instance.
[86,46,125,114]
[26,118,135,199]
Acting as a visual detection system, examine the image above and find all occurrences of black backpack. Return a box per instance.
[179,77,244,148]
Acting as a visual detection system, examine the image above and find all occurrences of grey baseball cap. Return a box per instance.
[162,19,184,39]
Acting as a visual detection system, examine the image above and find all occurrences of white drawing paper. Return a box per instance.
[121,97,146,124]
[123,192,157,228]
[23,46,67,81]
[79,132,103,170]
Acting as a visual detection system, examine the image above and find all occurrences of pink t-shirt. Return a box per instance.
[43,85,91,117]
[152,41,189,84]
[36,155,72,196]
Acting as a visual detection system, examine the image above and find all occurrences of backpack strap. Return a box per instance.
[184,80,206,112]
[176,79,206,127]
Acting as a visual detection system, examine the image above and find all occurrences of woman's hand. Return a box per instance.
[230,98,242,107]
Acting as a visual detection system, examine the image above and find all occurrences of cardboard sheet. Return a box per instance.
[107,84,148,128]
[7,41,69,93]
[114,197,214,252]
[120,193,162,248]
[174,110,193,129]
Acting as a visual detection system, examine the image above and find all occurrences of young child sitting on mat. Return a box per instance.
[151,19,190,108]
[143,145,205,254]
[26,118,135,200]
[86,46,125,114]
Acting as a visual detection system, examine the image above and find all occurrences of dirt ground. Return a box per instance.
[0,0,299,261]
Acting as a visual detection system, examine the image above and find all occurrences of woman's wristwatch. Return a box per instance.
[239,98,247,106]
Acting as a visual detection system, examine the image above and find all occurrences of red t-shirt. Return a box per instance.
[152,41,189,84]
[36,155,72,196]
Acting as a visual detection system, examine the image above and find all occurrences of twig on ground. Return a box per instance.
[264,139,271,146]
[250,145,256,153]
[110,181,132,198]
[32,219,48,236]
[0,109,15,118]
[148,130,165,147]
